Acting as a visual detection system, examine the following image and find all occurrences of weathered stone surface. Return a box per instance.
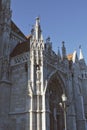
[0,1,87,130]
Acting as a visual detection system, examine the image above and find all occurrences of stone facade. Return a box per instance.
[0,0,87,130]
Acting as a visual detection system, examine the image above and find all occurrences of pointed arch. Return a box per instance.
[45,70,67,95]
[45,70,67,130]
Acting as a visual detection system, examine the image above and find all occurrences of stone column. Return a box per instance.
[30,49,34,90]
[67,103,77,130]
[37,95,41,130]
[30,94,33,130]
[53,107,57,130]
[66,74,77,130]
[42,94,46,130]
[73,74,87,130]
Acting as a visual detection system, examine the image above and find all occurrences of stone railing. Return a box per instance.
[10,52,29,66]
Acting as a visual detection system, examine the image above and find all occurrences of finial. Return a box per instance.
[57,47,61,62]
[46,37,50,43]
[34,17,43,41]
[62,41,65,46]
[31,25,34,34]
[79,45,81,49]
[62,41,66,60]
[36,17,40,26]
[58,47,60,54]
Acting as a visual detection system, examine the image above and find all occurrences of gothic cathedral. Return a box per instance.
[0,1,87,130]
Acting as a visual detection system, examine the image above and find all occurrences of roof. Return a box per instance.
[11,20,27,39]
[26,34,32,39]
[67,54,73,61]
[10,40,30,57]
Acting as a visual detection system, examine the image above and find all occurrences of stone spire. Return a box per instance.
[72,50,78,63]
[29,18,45,130]
[79,45,84,60]
[30,17,44,94]
[79,45,86,67]
[35,17,43,41]
[62,41,66,60]
[57,47,61,62]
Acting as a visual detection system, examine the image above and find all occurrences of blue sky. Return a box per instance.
[11,0,87,63]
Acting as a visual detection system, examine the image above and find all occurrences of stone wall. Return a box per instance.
[10,63,28,113]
